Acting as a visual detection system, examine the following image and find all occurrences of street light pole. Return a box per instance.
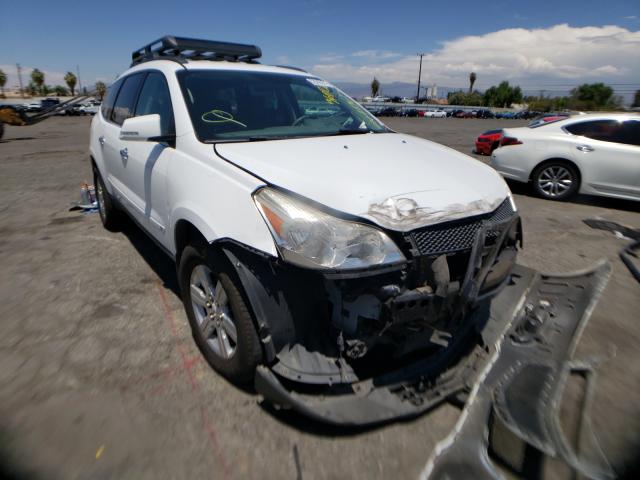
[16,63,24,98]
[416,53,425,102]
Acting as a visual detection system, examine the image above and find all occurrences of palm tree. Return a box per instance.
[469,72,477,93]
[31,69,45,96]
[64,72,77,96]
[0,69,6,98]
[95,81,107,101]
[371,77,380,97]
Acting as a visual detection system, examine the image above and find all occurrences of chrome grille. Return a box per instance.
[406,199,515,256]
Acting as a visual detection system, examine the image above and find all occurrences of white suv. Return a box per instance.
[90,37,521,422]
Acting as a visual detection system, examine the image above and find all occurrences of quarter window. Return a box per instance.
[565,120,623,142]
[134,72,175,136]
[111,73,144,125]
[617,120,640,146]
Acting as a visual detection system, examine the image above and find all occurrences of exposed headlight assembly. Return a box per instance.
[254,188,405,270]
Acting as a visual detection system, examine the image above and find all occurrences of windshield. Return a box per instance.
[177,70,388,142]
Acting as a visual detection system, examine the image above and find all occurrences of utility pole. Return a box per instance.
[16,63,24,98]
[416,53,425,102]
[76,65,82,94]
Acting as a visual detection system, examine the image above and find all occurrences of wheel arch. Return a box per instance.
[529,157,582,187]
[174,219,210,267]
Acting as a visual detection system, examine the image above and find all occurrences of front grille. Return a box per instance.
[406,199,515,256]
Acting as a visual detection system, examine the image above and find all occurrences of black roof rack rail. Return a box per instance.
[131,36,262,67]
[274,65,308,73]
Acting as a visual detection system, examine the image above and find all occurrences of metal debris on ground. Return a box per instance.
[583,218,640,283]
[422,261,615,480]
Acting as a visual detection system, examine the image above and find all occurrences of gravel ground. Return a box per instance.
[0,116,638,479]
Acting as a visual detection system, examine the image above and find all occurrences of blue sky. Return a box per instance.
[1,0,639,97]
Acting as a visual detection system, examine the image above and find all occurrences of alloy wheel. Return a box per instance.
[189,264,238,359]
[537,165,573,197]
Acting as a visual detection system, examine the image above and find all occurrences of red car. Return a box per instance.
[527,114,569,128]
[474,129,503,155]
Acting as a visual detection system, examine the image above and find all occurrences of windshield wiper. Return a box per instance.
[326,128,374,136]
[205,136,288,144]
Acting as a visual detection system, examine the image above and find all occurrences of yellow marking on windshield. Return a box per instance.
[201,109,247,128]
[318,86,339,105]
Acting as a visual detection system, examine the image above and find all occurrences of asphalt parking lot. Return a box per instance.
[1,116,638,479]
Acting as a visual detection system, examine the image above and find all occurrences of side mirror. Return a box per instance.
[120,114,164,142]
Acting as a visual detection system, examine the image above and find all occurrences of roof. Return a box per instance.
[124,58,313,79]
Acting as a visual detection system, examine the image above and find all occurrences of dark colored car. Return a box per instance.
[402,108,419,117]
[475,109,495,119]
[377,106,401,117]
[454,110,473,118]
[475,129,503,155]
[41,98,61,110]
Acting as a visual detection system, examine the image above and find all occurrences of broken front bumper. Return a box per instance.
[255,261,611,428]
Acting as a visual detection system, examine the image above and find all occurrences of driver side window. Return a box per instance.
[134,72,175,137]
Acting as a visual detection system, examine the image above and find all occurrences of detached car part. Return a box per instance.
[422,261,614,480]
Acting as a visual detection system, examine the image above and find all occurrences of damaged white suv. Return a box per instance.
[90,37,521,424]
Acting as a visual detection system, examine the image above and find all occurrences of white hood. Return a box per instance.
[216,133,510,232]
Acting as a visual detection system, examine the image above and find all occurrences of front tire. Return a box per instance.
[179,246,263,383]
[532,161,579,201]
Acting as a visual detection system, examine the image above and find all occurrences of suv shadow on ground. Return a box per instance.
[118,216,180,296]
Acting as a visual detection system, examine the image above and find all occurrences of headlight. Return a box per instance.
[254,188,405,270]
[507,191,518,212]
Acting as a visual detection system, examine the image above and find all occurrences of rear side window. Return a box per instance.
[564,119,634,145]
[100,78,123,120]
[111,73,144,125]
[134,72,175,136]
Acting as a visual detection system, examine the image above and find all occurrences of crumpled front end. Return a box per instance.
[220,196,526,424]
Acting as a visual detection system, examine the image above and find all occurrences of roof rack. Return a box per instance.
[275,65,308,73]
[131,36,262,66]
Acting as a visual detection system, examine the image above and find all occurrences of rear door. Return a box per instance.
[566,119,640,199]
[95,77,122,183]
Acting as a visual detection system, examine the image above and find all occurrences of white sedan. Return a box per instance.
[490,113,640,201]
[423,109,447,118]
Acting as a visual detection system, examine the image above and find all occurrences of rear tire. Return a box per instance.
[531,161,579,201]
[93,166,123,231]
[179,246,263,383]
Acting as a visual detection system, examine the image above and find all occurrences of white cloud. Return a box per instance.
[623,15,637,20]
[317,53,344,62]
[309,24,640,88]
[351,50,402,59]
[275,55,291,65]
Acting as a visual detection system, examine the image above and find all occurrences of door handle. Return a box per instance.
[119,148,128,161]
[576,144,594,152]
[98,136,105,146]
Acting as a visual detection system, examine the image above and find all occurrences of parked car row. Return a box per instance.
[494,110,548,120]
[12,99,101,116]
[56,101,101,116]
